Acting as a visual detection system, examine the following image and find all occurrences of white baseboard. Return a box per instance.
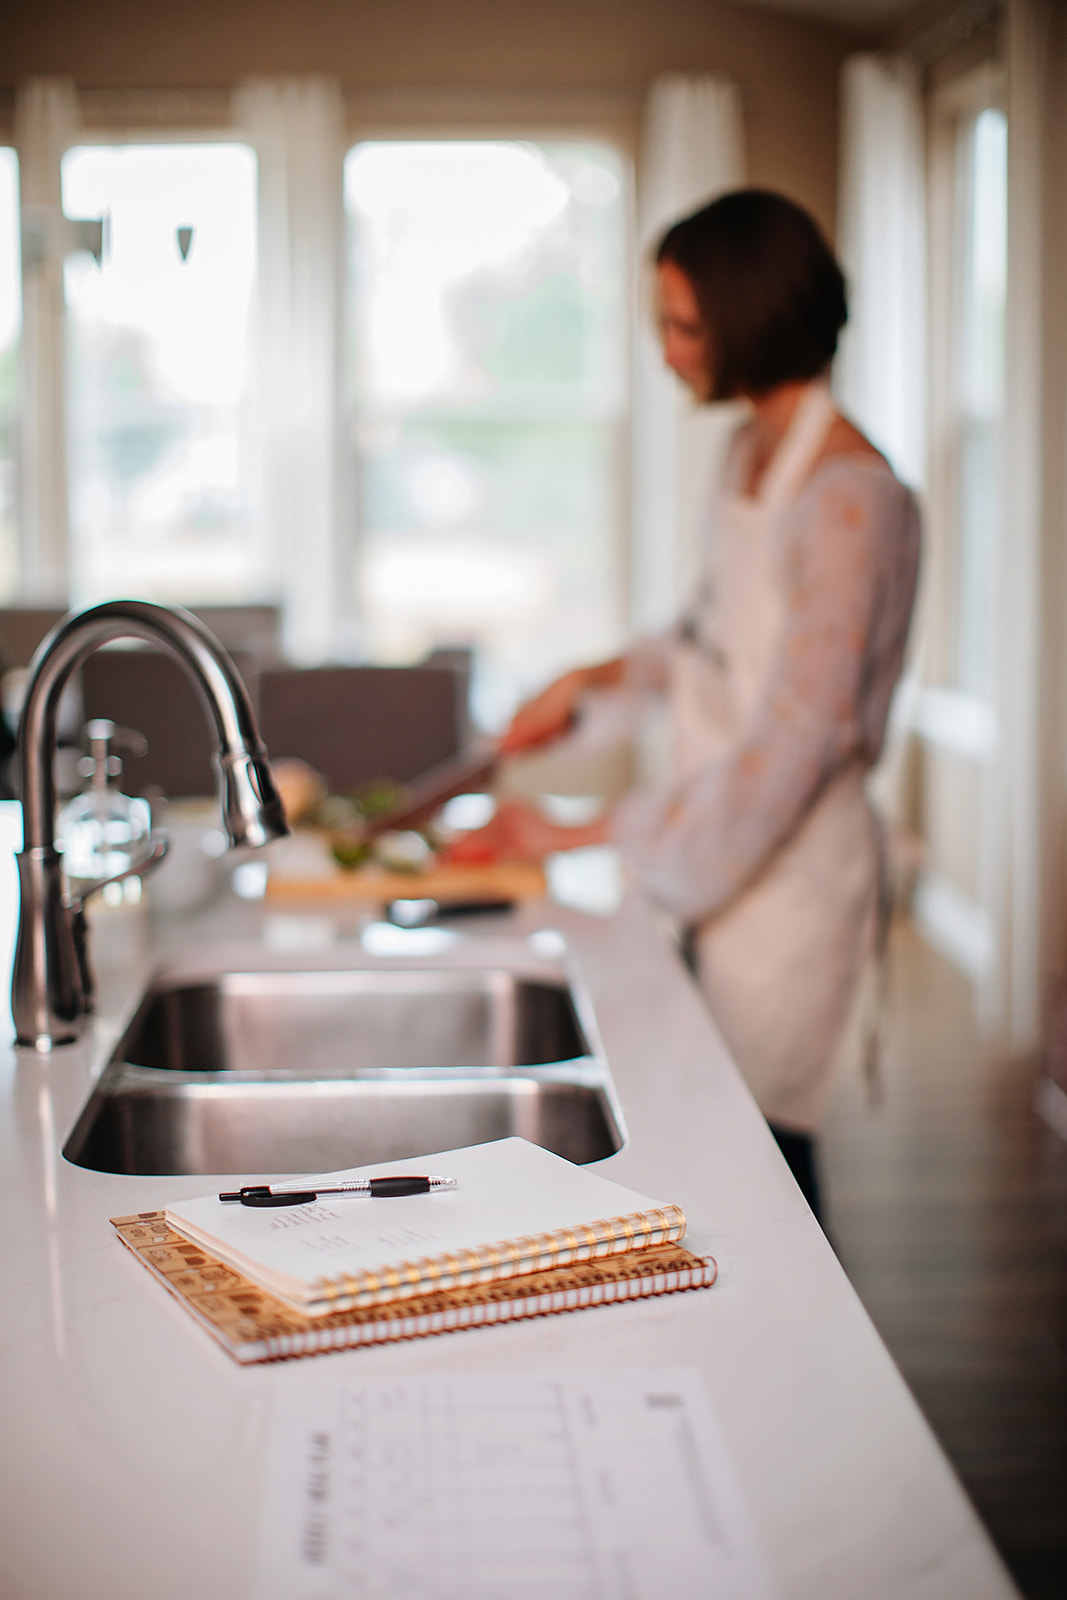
[912,871,994,980]
[1035,1076,1067,1143]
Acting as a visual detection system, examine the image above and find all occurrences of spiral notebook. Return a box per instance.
[160,1138,689,1317]
[110,1211,717,1365]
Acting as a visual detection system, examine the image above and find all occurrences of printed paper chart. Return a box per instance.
[257,1367,779,1600]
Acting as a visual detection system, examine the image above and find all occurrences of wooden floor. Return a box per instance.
[821,922,1067,1600]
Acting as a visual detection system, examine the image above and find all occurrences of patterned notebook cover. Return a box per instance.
[111,1212,717,1366]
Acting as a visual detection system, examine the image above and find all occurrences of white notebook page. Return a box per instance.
[257,1367,779,1600]
[166,1138,677,1306]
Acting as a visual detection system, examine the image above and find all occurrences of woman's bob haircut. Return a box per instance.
[656,189,848,400]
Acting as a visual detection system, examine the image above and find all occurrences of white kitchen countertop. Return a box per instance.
[0,858,1018,1600]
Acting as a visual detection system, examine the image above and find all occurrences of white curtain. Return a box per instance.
[986,0,1053,1045]
[631,75,745,636]
[14,78,78,600]
[835,55,927,490]
[233,78,346,664]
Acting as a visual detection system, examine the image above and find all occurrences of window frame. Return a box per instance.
[11,100,254,609]
[12,87,637,692]
[59,129,262,611]
[0,144,22,601]
[338,114,635,720]
[925,62,1006,713]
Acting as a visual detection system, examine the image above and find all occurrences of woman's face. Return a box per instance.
[655,261,711,399]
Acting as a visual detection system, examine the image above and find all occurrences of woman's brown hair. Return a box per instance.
[656,189,848,400]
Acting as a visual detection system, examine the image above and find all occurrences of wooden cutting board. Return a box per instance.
[265,860,546,904]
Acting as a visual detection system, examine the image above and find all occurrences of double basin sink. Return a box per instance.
[63,957,626,1176]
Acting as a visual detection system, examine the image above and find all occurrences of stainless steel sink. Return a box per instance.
[116,968,591,1076]
[63,966,625,1175]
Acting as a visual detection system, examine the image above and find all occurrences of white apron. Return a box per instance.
[673,385,879,1133]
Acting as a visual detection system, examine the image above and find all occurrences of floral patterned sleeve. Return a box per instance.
[611,462,920,926]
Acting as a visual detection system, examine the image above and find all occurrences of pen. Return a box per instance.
[218,1176,458,1207]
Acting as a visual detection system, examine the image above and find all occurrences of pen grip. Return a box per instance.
[369,1176,432,1197]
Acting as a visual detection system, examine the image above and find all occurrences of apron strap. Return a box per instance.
[758,383,837,510]
[862,803,893,1109]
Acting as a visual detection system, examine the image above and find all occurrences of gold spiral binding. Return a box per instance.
[307,1203,689,1310]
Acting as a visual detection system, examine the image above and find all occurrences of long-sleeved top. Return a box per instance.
[613,421,921,930]
[610,385,920,1132]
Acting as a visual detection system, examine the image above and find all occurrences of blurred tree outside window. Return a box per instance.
[344,140,628,731]
[0,150,19,600]
[62,144,258,608]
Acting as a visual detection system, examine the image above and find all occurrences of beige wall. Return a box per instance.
[2,0,871,239]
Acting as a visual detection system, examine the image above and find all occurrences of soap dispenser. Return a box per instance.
[56,718,152,905]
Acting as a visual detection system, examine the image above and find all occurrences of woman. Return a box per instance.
[449,190,920,1218]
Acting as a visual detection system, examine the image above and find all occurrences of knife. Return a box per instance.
[360,737,499,839]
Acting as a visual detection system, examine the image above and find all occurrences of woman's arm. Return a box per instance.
[612,466,918,925]
[445,656,624,862]
[497,657,625,755]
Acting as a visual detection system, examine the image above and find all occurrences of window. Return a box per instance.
[14,113,632,705]
[61,143,258,607]
[951,104,1007,698]
[0,150,19,598]
[344,140,627,728]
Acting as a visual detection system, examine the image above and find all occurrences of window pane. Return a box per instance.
[345,141,626,729]
[62,144,257,607]
[0,150,20,599]
[955,108,1007,698]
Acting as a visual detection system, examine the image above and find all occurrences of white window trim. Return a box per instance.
[908,62,1007,1005]
[14,79,256,608]
[13,81,639,677]
[339,119,635,681]
[924,61,1006,709]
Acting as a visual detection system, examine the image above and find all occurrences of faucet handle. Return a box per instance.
[63,832,170,1014]
[66,831,170,912]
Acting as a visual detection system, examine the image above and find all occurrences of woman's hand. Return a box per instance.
[498,671,587,756]
[443,798,610,865]
[499,659,625,757]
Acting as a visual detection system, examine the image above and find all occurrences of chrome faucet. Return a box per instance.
[12,599,290,1050]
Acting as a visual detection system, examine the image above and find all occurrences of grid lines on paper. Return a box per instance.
[333,1378,600,1600]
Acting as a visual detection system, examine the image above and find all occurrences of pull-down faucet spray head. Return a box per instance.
[218,749,290,850]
